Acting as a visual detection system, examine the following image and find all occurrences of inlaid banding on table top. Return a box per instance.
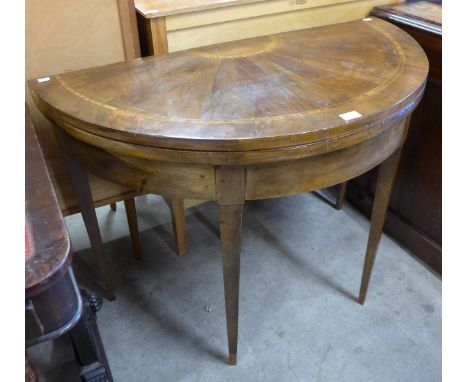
[30,19,428,151]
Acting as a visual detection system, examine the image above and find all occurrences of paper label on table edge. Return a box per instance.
[339,111,362,121]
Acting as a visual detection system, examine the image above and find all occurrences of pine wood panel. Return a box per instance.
[165,0,361,31]
[166,0,401,52]
[136,0,266,17]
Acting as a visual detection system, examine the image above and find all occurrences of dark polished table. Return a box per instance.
[26,107,113,381]
[347,0,442,273]
[30,18,428,365]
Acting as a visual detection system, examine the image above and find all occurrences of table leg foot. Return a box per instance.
[229,353,237,366]
[220,204,243,365]
[358,147,403,305]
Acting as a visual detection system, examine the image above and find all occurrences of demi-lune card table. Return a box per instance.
[30,18,428,365]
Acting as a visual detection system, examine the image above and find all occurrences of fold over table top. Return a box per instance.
[30,19,428,154]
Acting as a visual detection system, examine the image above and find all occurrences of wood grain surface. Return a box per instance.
[30,19,427,156]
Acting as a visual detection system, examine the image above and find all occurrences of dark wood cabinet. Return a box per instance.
[347,0,442,273]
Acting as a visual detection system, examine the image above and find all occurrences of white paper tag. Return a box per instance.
[37,77,50,83]
[339,110,362,121]
[363,18,373,22]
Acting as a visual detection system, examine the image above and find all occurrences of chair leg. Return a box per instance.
[110,202,117,211]
[313,182,347,211]
[124,198,142,260]
[169,198,189,256]
[335,181,348,210]
[358,147,403,305]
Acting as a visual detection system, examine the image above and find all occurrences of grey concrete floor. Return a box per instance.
[28,193,441,382]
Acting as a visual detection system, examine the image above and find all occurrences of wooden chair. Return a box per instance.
[52,160,143,258]
[39,131,188,301]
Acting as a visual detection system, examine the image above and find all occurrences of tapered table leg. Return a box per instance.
[219,204,244,365]
[55,128,115,301]
[124,198,142,260]
[216,166,245,365]
[358,147,403,305]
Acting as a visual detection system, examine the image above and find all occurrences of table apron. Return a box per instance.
[245,117,406,199]
[62,116,406,202]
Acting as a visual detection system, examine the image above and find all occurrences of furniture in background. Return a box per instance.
[30,19,428,364]
[314,182,349,211]
[134,0,402,54]
[346,0,442,273]
[26,108,113,382]
[25,0,188,300]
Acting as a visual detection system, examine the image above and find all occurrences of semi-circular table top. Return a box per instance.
[30,18,428,156]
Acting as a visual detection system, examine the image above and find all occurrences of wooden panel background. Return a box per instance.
[26,0,140,212]
[165,0,401,52]
[26,0,126,162]
[165,0,359,30]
